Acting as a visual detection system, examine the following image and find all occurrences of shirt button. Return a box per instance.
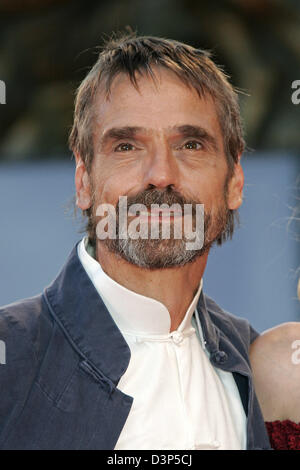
[172,331,183,345]
[211,350,228,364]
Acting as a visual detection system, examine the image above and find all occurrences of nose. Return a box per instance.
[142,144,180,190]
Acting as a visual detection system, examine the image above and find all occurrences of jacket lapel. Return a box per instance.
[195,291,270,449]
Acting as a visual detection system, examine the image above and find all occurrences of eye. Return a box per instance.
[114,142,135,152]
[183,140,203,150]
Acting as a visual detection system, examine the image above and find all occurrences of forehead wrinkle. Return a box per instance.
[93,73,222,152]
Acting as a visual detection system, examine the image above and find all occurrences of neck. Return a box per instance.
[95,241,208,332]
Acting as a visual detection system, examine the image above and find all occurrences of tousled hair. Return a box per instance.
[69,33,245,173]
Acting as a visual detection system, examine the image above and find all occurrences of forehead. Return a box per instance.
[92,68,223,147]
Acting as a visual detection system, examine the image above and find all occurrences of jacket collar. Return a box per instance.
[43,242,238,384]
[43,242,131,386]
[196,290,220,354]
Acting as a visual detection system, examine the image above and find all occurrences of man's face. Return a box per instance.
[75,67,243,268]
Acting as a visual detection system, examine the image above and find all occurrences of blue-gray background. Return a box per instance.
[0,153,299,333]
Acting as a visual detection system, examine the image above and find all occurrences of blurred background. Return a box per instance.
[0,0,299,331]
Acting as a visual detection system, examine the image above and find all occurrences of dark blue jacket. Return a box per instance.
[0,243,271,449]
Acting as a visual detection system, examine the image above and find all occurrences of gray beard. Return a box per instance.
[99,210,228,269]
[91,187,231,269]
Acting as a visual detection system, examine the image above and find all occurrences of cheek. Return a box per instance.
[188,172,226,206]
[91,171,138,208]
[89,159,116,205]
[91,156,147,206]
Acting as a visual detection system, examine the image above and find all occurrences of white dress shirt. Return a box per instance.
[78,238,247,450]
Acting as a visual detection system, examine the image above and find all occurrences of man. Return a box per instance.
[0,34,271,450]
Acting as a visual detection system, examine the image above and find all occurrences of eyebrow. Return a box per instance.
[99,124,219,152]
[175,125,219,153]
[99,126,146,150]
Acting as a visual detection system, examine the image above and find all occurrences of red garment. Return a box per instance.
[266,420,300,450]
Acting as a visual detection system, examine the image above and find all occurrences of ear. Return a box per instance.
[74,152,92,210]
[226,154,244,210]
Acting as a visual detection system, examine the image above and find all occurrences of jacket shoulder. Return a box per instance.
[0,294,53,358]
[203,293,259,348]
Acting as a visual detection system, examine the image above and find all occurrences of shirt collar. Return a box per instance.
[78,237,203,336]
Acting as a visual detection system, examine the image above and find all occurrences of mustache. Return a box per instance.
[115,187,203,216]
